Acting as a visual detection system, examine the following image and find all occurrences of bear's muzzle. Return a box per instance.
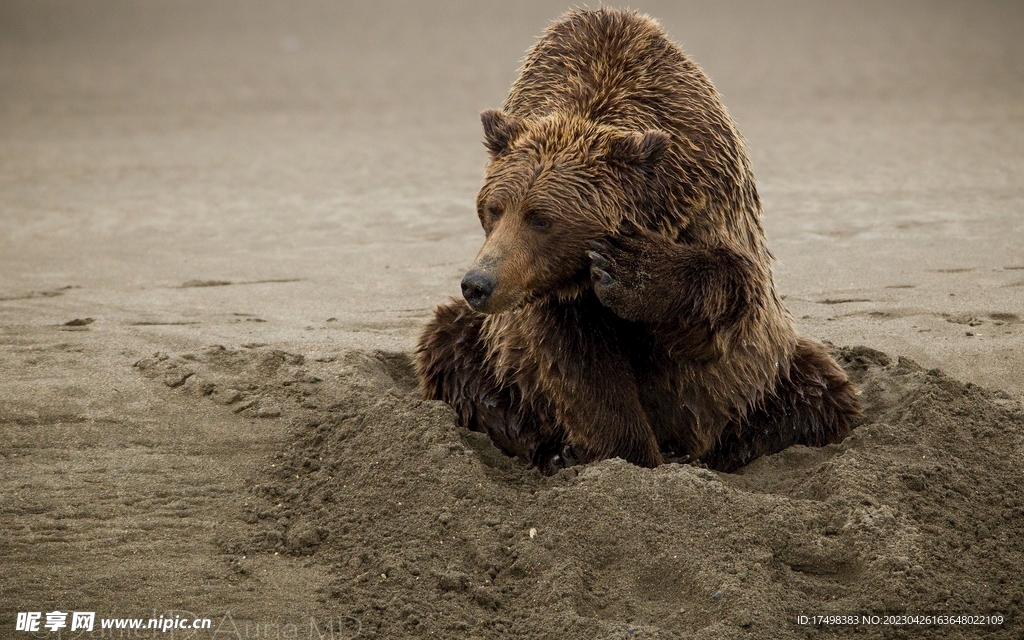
[461,269,496,310]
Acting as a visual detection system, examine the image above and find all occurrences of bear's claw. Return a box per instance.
[587,250,610,270]
[588,248,617,289]
[589,251,610,286]
[549,444,579,471]
[593,269,614,287]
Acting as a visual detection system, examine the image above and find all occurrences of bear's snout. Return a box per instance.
[461,270,496,310]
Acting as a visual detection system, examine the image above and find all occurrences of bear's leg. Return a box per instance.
[532,299,665,470]
[702,337,860,472]
[415,299,556,466]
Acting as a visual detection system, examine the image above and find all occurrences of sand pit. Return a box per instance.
[133,344,1024,638]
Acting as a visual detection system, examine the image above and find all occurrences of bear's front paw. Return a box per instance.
[588,236,646,320]
[537,444,579,475]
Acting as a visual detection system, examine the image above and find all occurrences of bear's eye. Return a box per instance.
[527,211,552,231]
[485,205,502,222]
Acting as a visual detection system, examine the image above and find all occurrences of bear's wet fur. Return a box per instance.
[416,8,860,474]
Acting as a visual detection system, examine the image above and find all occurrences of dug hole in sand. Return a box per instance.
[133,342,1024,638]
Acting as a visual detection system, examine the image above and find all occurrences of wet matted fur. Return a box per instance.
[416,8,860,474]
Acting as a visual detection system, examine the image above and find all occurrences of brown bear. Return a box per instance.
[415,7,860,474]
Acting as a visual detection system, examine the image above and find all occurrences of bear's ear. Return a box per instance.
[606,129,671,166]
[481,109,524,157]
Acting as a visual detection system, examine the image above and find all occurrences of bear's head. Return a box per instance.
[462,109,670,314]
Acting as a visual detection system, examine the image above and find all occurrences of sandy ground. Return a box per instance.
[1,1,1023,638]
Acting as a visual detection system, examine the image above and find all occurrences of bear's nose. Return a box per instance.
[461,270,496,310]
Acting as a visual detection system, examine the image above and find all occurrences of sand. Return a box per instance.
[2,1,1023,638]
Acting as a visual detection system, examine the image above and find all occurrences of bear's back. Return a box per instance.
[505,9,730,141]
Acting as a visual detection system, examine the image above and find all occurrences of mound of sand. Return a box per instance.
[135,344,1024,639]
